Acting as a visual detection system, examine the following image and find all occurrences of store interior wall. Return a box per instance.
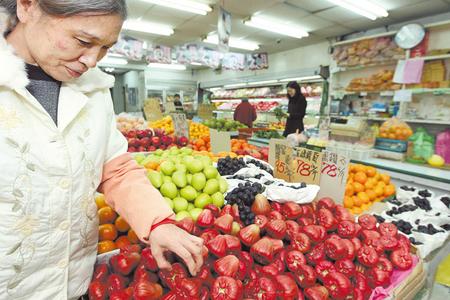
[122,70,146,112]
[112,74,126,114]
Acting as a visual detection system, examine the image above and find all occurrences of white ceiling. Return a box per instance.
[126,0,450,54]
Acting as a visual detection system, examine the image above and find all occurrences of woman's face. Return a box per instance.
[16,2,123,81]
[287,87,296,98]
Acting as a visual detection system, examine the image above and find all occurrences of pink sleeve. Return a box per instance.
[98,153,175,241]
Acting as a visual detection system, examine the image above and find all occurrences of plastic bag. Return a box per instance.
[286,131,308,147]
[407,127,435,162]
[436,129,450,164]
[378,117,413,141]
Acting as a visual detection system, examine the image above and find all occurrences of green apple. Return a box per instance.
[199,156,212,169]
[155,149,164,156]
[203,165,219,180]
[183,155,194,165]
[172,171,187,188]
[160,161,176,176]
[164,197,174,210]
[147,170,163,188]
[160,182,178,199]
[194,193,212,209]
[173,197,189,213]
[175,163,187,173]
[203,179,219,195]
[186,174,193,185]
[211,192,225,208]
[175,211,191,221]
[219,178,229,194]
[134,153,146,164]
[189,208,203,222]
[180,185,197,202]
[181,147,193,155]
[163,176,173,184]
[192,173,206,191]
[187,203,195,211]
[187,159,204,174]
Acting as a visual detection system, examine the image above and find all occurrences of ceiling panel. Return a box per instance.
[344,17,394,31]
[297,15,333,32]
[259,2,311,20]
[375,0,429,10]
[286,0,334,12]
[220,0,280,17]
[315,6,371,22]
[313,25,354,38]
[388,0,450,20]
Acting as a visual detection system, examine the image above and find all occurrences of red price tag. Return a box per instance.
[321,162,337,178]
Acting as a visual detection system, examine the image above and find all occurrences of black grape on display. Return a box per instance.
[217,157,246,176]
[225,182,264,226]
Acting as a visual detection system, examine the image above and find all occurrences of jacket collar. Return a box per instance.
[0,8,115,93]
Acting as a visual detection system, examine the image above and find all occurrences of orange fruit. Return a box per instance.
[380,174,390,184]
[353,207,363,215]
[115,216,130,233]
[354,172,368,184]
[377,181,386,189]
[345,184,355,196]
[115,235,132,250]
[375,197,383,202]
[344,196,354,208]
[366,166,376,177]
[357,192,370,204]
[366,189,377,201]
[128,229,139,244]
[353,196,363,207]
[353,182,365,193]
[374,186,384,197]
[361,203,371,211]
[364,180,375,190]
[95,194,107,210]
[384,184,396,197]
[98,240,117,254]
[354,164,365,173]
[99,224,118,241]
[98,206,117,225]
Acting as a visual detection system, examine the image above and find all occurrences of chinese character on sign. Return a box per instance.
[312,152,320,163]
[305,150,312,161]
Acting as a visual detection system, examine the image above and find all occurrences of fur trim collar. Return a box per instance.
[0,8,114,92]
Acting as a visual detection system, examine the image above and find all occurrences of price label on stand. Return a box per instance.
[273,142,293,182]
[318,150,350,203]
[143,99,163,122]
[210,129,231,153]
[170,113,189,138]
[290,147,323,185]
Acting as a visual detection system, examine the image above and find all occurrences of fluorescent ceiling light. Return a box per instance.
[191,62,203,66]
[148,63,186,70]
[104,67,115,73]
[203,34,260,51]
[141,0,212,15]
[224,83,247,89]
[248,80,279,85]
[244,16,309,39]
[123,19,174,36]
[280,75,322,82]
[99,57,128,65]
[326,0,388,20]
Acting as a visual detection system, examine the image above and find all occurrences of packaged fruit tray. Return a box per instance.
[375,138,408,153]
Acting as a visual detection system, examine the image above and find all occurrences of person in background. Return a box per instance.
[283,81,307,137]
[174,93,183,112]
[0,1,202,298]
[234,97,257,128]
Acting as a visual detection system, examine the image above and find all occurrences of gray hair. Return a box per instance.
[1,0,127,24]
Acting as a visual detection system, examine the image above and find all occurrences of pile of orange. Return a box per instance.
[190,136,211,152]
[231,139,258,154]
[344,164,396,215]
[96,194,139,254]
[189,121,210,140]
[378,123,413,141]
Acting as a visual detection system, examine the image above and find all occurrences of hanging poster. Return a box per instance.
[218,7,232,52]
[174,45,189,65]
[146,45,171,64]
[185,44,200,64]
[222,52,246,70]
[110,36,145,61]
[247,53,269,70]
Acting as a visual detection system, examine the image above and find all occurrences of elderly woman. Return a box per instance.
[0,1,203,299]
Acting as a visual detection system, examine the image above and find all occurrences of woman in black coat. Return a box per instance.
[283,81,307,137]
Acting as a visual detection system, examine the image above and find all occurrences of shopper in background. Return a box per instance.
[174,93,184,111]
[234,97,257,127]
[0,1,202,299]
[283,81,307,137]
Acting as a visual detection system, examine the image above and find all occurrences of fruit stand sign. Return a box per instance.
[170,113,189,138]
[164,102,176,113]
[273,142,293,182]
[198,104,215,120]
[290,147,323,185]
[143,98,163,122]
[210,129,231,153]
[318,150,350,203]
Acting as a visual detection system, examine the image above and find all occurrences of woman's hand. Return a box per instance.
[147,224,204,276]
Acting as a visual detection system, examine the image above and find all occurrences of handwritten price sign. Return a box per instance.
[274,143,292,182]
[318,150,350,203]
[290,147,323,185]
[170,113,189,138]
